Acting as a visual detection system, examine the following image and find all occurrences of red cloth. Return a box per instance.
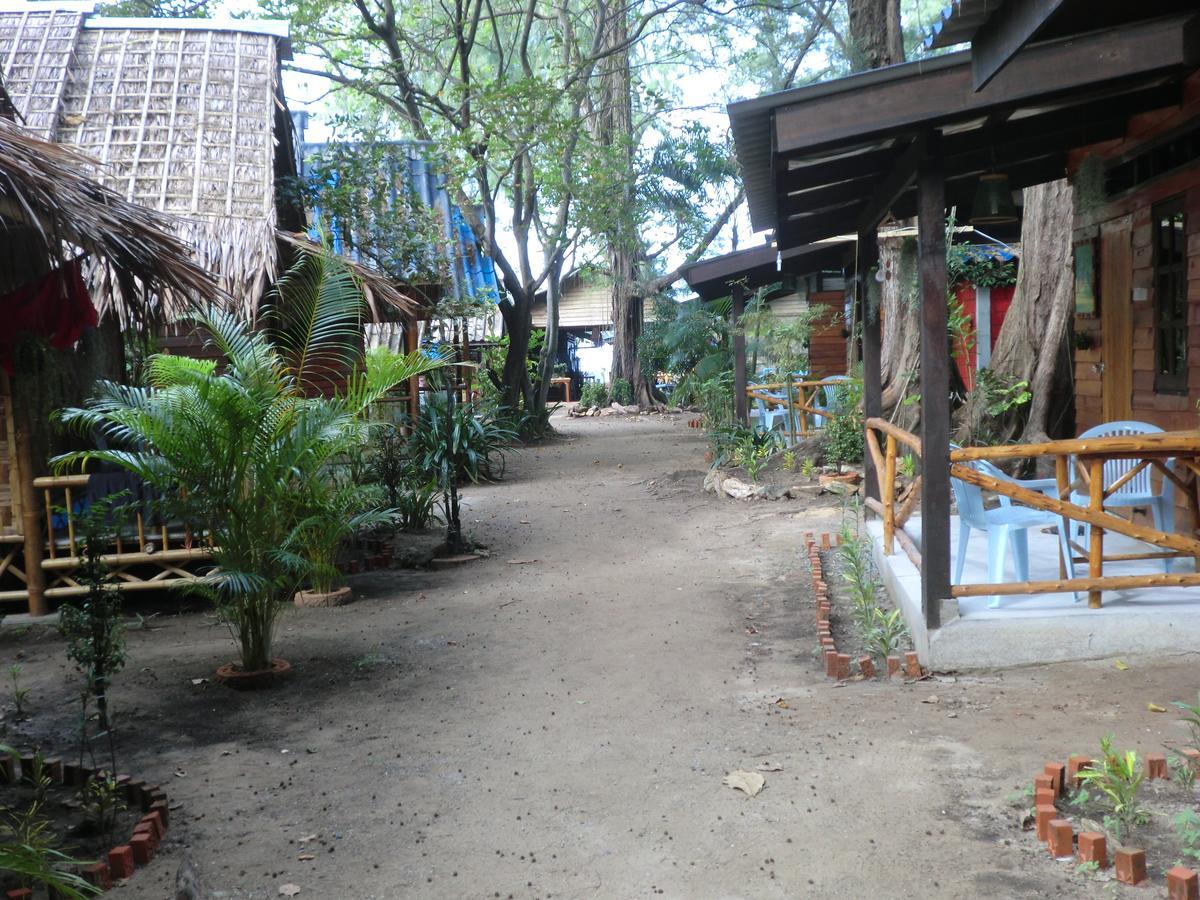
[0,259,98,372]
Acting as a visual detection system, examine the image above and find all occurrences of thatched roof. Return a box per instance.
[0,115,214,319]
[0,4,290,315]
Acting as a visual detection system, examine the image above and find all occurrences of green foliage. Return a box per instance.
[959,368,1032,445]
[54,248,447,672]
[1173,693,1200,749]
[898,455,917,480]
[299,141,451,287]
[1076,736,1147,842]
[7,665,28,719]
[298,476,390,593]
[864,609,909,661]
[800,457,816,478]
[1176,809,1200,864]
[610,378,634,406]
[732,429,780,481]
[79,774,125,847]
[781,450,796,471]
[408,391,516,552]
[579,381,609,409]
[1173,754,1199,793]
[820,380,865,466]
[59,494,128,776]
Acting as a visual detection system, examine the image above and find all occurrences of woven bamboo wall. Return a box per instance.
[0,7,84,139]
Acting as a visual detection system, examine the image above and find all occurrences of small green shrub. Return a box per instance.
[898,454,917,480]
[1176,809,1200,865]
[610,378,633,406]
[820,381,865,466]
[579,381,608,409]
[8,665,28,719]
[864,608,909,661]
[1076,735,1147,842]
[1173,753,1199,793]
[781,450,796,471]
[800,457,816,478]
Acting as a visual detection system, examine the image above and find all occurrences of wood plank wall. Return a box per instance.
[806,291,848,378]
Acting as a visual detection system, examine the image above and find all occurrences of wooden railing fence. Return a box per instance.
[864,418,1200,607]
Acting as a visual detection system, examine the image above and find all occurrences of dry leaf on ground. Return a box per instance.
[1148,703,1167,713]
[279,885,302,897]
[756,762,783,772]
[723,770,765,797]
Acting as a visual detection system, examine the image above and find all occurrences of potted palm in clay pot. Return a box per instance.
[56,248,446,686]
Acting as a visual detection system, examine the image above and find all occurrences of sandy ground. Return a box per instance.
[3,410,1198,899]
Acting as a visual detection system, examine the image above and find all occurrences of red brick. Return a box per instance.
[1044,762,1066,796]
[1034,787,1055,806]
[129,833,155,865]
[6,889,33,899]
[886,655,901,677]
[141,809,165,841]
[1169,867,1200,900]
[149,798,170,830]
[1035,804,1057,842]
[108,845,135,879]
[41,757,63,783]
[133,822,158,852]
[904,652,922,678]
[820,534,831,550]
[1067,755,1092,787]
[858,656,875,679]
[1048,819,1073,858]
[1077,831,1107,869]
[825,650,838,678]
[1147,752,1169,780]
[81,862,111,890]
[1115,848,1147,885]
[1034,773,1055,796]
[835,654,851,681]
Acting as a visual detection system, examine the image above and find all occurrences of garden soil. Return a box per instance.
[3,410,1197,899]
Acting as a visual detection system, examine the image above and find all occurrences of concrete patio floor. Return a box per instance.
[869,517,1200,669]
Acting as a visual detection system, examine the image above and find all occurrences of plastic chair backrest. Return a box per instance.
[1076,421,1164,498]
[950,458,991,529]
[816,375,852,413]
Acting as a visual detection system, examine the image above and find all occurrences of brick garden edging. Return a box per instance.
[804,532,923,683]
[2,752,170,895]
[1026,755,1200,896]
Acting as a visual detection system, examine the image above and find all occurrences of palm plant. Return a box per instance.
[55,248,447,673]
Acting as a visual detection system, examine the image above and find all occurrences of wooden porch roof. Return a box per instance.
[729,12,1200,250]
[681,238,853,301]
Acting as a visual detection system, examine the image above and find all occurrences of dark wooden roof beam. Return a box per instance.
[774,13,1200,156]
[778,173,884,218]
[774,146,894,194]
[857,133,927,232]
[971,0,1066,90]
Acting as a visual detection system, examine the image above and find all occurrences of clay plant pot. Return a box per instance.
[214,657,292,690]
[293,586,352,608]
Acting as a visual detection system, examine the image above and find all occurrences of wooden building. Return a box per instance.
[728,1,1200,636]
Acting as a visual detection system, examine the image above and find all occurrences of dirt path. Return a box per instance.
[4,412,1197,898]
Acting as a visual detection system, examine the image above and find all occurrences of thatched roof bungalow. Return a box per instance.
[0,3,424,323]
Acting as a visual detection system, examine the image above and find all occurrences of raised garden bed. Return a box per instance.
[1,752,169,896]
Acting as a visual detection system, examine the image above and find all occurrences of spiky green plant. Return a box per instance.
[1076,735,1146,842]
[54,248,447,672]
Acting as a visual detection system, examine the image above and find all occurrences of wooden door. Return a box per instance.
[1100,222,1133,422]
[807,291,848,377]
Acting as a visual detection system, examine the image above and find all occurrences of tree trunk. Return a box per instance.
[957,179,1074,448]
[846,0,903,71]
[878,235,922,430]
[498,289,533,413]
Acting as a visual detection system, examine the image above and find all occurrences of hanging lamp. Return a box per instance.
[969,173,1018,226]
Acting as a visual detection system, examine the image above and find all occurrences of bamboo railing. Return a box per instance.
[0,474,213,603]
[864,418,1200,607]
[745,377,858,443]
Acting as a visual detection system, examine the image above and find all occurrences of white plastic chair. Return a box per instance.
[1063,421,1176,578]
[812,375,852,429]
[951,456,1061,608]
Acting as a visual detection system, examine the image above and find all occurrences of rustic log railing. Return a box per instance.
[864,418,1200,607]
[745,377,858,442]
[0,474,212,604]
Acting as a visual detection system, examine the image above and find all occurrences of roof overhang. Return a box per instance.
[730,12,1200,249]
[682,238,853,301]
[84,15,293,59]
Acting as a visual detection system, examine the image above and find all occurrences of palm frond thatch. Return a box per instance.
[0,117,216,323]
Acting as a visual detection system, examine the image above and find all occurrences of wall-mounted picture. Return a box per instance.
[1074,241,1096,315]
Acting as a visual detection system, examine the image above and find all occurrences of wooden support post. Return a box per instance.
[858,227,882,502]
[883,435,897,555]
[1088,457,1105,609]
[1055,455,1072,579]
[731,283,748,426]
[404,321,420,428]
[10,385,46,617]
[917,138,949,631]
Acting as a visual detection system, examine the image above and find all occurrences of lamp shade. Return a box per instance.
[970,173,1018,225]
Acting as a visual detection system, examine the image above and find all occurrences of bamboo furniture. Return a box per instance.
[745,377,859,443]
[865,418,1200,608]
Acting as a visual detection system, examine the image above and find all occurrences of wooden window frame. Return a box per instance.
[1151,195,1189,395]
